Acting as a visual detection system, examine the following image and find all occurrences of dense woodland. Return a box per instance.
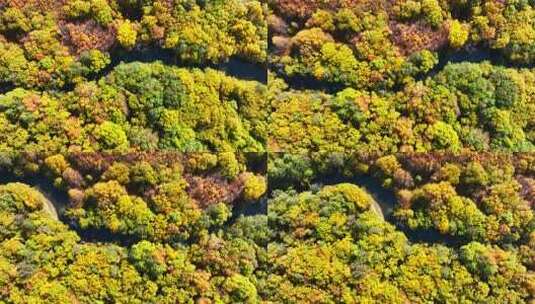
[269,0,535,90]
[0,0,266,89]
[0,152,533,302]
[0,0,534,303]
[0,152,269,303]
[269,61,535,154]
[0,62,267,154]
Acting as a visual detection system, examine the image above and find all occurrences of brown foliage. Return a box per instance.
[274,0,394,20]
[390,21,448,55]
[68,152,187,175]
[274,0,324,19]
[393,168,415,188]
[271,36,292,56]
[517,176,535,207]
[267,15,288,36]
[186,175,245,208]
[1,0,66,11]
[62,167,84,188]
[59,20,116,55]
[68,188,85,208]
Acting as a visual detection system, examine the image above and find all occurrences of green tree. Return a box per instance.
[94,121,129,151]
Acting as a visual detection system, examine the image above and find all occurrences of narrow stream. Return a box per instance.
[2,175,134,246]
[101,47,268,84]
[0,47,267,95]
[0,169,267,245]
[0,174,69,214]
[308,173,464,247]
[0,170,466,246]
[0,171,139,245]
[278,47,534,93]
[231,196,267,221]
[0,82,15,95]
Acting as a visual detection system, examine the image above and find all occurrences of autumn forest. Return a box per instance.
[0,1,534,303]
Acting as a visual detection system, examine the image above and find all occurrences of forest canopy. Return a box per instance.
[0,0,535,303]
[0,0,267,89]
[269,61,535,154]
[0,152,533,303]
[0,62,267,155]
[269,0,535,90]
